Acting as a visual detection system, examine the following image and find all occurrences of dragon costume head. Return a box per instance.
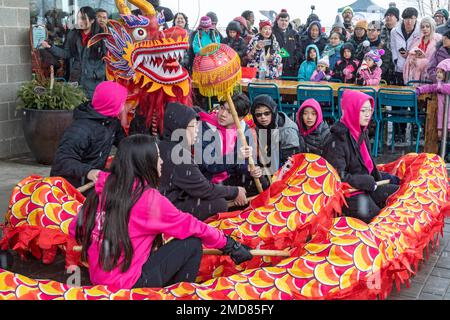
[89,0,192,135]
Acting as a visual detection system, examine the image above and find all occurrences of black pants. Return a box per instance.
[175,198,228,221]
[343,184,399,224]
[133,237,202,289]
[224,174,270,198]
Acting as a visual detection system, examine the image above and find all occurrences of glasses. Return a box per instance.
[360,109,373,115]
[255,111,271,118]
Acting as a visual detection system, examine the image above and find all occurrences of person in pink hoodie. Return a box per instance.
[296,98,330,156]
[51,81,128,188]
[323,90,400,224]
[70,134,252,289]
[356,49,384,86]
[416,58,450,138]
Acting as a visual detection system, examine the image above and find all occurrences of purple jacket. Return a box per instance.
[428,45,450,83]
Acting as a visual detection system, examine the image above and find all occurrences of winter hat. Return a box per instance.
[317,55,330,68]
[385,7,400,20]
[402,7,419,19]
[332,14,345,29]
[277,9,290,20]
[435,9,450,20]
[92,81,128,118]
[226,21,242,34]
[342,6,354,16]
[436,58,450,72]
[368,20,382,30]
[198,16,214,30]
[306,13,320,26]
[206,12,218,24]
[365,49,385,67]
[259,19,272,30]
[355,19,369,31]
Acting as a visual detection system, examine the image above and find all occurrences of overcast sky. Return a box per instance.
[161,0,414,30]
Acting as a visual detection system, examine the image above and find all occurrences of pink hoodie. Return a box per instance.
[199,111,238,184]
[69,171,226,289]
[91,81,128,118]
[340,90,375,175]
[296,98,323,137]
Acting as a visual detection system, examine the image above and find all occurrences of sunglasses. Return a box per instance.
[255,111,272,118]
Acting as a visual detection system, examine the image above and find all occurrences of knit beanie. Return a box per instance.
[355,19,369,31]
[385,7,400,20]
[317,55,330,68]
[198,16,214,30]
[365,49,385,67]
[342,6,354,16]
[259,20,272,30]
[92,81,128,118]
[435,9,449,20]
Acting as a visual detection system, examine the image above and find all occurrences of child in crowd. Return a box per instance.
[222,21,248,66]
[310,56,331,82]
[158,103,247,221]
[356,49,384,86]
[416,59,450,139]
[192,16,221,55]
[251,94,303,173]
[50,81,127,188]
[197,93,268,196]
[322,32,343,71]
[333,43,359,83]
[298,44,320,81]
[72,134,252,289]
[323,90,400,224]
[296,99,331,156]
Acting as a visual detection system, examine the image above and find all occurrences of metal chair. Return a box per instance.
[337,87,379,156]
[297,84,336,122]
[247,83,282,108]
[378,88,423,154]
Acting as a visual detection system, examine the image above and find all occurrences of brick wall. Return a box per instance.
[0,0,31,158]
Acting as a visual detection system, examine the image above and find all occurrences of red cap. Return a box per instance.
[259,20,272,30]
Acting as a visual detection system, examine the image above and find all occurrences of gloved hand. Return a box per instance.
[380,172,401,185]
[221,236,253,265]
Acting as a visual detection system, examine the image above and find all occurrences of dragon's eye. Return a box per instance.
[132,28,147,41]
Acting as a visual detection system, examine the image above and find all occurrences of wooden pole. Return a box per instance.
[225,93,263,193]
[77,182,95,193]
[73,245,290,258]
[424,94,439,154]
[346,179,391,194]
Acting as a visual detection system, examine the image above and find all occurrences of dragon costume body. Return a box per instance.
[89,0,192,135]
[1,153,449,300]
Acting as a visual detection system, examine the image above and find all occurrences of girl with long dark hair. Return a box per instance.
[41,6,106,98]
[71,135,252,289]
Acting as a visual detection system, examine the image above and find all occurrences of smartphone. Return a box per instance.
[399,47,406,53]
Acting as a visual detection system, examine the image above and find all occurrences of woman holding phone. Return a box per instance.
[246,20,282,79]
[404,17,442,83]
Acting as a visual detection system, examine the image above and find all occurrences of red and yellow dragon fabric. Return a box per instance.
[89,0,192,135]
[1,153,449,300]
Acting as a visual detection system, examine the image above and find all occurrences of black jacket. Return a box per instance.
[159,103,239,206]
[333,43,359,83]
[299,21,328,60]
[50,103,125,188]
[323,122,381,192]
[300,122,330,156]
[272,24,301,77]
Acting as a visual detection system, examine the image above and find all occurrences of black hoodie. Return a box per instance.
[50,103,125,188]
[159,103,238,206]
[222,21,247,66]
[333,42,359,83]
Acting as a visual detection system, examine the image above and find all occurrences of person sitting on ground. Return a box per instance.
[356,49,384,86]
[197,94,269,196]
[417,59,450,139]
[298,44,320,81]
[323,90,400,224]
[71,134,253,290]
[333,42,359,83]
[50,81,128,188]
[158,103,247,221]
[310,55,331,82]
[251,94,303,174]
[296,99,331,156]
[222,21,247,66]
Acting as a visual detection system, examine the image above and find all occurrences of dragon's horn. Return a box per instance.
[115,0,131,15]
[115,0,156,16]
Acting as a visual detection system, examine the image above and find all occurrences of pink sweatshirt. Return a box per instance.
[358,66,382,86]
[69,171,227,289]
